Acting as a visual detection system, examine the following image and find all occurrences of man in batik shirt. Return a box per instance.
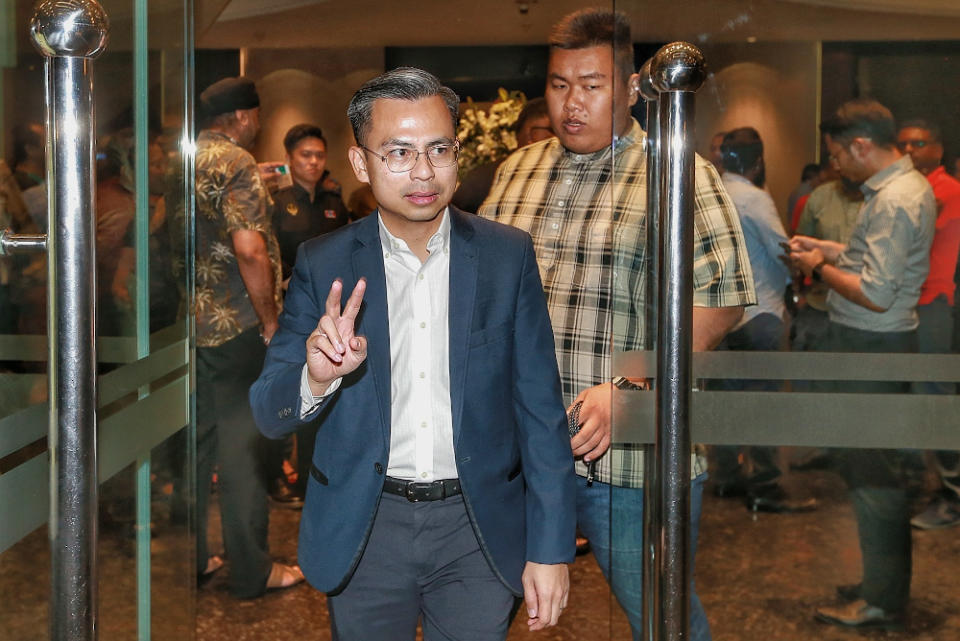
[194,76,302,597]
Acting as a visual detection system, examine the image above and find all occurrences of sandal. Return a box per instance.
[198,555,224,586]
[266,562,305,590]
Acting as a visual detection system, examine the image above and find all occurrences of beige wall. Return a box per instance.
[244,48,384,202]
[695,42,821,223]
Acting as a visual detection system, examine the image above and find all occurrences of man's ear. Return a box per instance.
[348,146,370,184]
[627,72,641,108]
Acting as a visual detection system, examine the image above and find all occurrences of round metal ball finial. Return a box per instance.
[651,42,706,93]
[637,59,659,102]
[30,0,109,59]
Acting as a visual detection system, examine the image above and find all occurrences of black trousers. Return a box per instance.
[821,321,915,612]
[196,327,273,598]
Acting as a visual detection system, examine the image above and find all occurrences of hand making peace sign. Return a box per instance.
[305,278,368,395]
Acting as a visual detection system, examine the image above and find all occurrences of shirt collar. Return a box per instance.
[559,118,642,163]
[862,155,914,197]
[377,207,451,257]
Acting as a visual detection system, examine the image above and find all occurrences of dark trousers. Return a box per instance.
[196,327,273,598]
[823,321,915,613]
[712,313,785,485]
[327,492,514,641]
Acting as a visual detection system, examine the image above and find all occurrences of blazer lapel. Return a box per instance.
[352,214,391,450]
[448,209,478,446]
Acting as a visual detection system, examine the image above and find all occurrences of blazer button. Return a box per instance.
[374,462,384,474]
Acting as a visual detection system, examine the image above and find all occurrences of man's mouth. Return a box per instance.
[405,191,439,205]
[563,118,586,133]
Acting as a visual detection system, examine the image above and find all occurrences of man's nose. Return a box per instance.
[409,152,435,179]
[563,88,582,113]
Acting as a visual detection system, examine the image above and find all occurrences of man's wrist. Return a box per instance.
[811,259,828,283]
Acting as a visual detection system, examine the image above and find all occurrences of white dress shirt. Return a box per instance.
[299,210,457,481]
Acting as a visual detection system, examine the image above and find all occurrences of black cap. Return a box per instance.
[200,76,260,119]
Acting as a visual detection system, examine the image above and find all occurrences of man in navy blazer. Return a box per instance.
[250,67,576,640]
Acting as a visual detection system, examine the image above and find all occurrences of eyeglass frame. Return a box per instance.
[360,140,461,173]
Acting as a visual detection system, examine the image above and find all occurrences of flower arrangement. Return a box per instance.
[456,88,527,180]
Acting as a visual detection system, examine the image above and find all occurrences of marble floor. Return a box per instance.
[3,454,960,640]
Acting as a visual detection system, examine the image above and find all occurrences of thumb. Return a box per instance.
[524,582,538,619]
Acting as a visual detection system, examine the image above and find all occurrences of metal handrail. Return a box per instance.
[651,42,707,641]
[29,2,109,640]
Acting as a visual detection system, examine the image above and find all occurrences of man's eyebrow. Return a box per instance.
[548,71,608,81]
[381,137,456,148]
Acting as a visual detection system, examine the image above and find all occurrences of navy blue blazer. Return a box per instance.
[249,208,576,595]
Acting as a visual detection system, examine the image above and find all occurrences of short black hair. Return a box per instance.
[516,97,549,131]
[721,127,764,175]
[347,67,459,146]
[820,99,897,149]
[549,8,635,82]
[800,163,820,182]
[283,124,327,154]
[899,118,942,143]
[11,123,43,167]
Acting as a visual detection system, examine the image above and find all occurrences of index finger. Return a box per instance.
[341,278,367,322]
[325,279,344,320]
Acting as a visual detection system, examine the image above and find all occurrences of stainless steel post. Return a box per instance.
[651,42,706,641]
[637,57,661,641]
[29,2,109,640]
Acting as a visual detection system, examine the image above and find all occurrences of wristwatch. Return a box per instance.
[811,259,828,283]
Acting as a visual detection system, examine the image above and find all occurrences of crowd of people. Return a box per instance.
[3,4,959,640]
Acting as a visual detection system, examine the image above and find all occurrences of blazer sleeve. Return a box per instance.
[249,243,331,438]
[511,234,577,564]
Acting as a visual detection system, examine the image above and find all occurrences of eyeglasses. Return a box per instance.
[897,139,932,151]
[361,141,460,173]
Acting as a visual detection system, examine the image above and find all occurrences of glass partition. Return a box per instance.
[0,0,194,637]
[611,1,960,640]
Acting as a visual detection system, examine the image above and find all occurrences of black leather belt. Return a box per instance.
[383,476,462,502]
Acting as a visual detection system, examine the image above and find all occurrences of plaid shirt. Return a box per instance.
[478,120,755,487]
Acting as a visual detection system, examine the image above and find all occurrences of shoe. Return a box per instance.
[836,583,860,602]
[266,563,305,590]
[713,479,748,498]
[269,478,304,509]
[575,533,591,556]
[745,494,818,514]
[815,599,902,629]
[911,495,960,530]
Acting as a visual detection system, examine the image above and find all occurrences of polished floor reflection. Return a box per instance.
[3,454,959,640]
[195,454,960,641]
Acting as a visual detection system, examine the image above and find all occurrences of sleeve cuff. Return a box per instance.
[299,365,341,419]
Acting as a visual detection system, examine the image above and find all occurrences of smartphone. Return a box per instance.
[274,163,293,189]
[779,241,793,253]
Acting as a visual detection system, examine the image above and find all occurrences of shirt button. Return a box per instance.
[558,201,565,206]
[420,372,426,379]
[420,421,427,429]
[565,178,572,185]
[421,472,428,479]
[418,273,424,280]
[551,223,559,230]
[374,462,384,474]
[384,252,390,259]
[420,322,426,328]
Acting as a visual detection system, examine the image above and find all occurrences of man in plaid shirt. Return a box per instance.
[478,9,755,640]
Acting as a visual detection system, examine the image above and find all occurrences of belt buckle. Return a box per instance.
[406,481,434,502]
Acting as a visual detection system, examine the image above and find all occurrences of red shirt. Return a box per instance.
[919,166,960,305]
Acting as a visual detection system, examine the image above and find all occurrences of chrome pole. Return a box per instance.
[637,57,661,641]
[651,42,706,641]
[29,2,109,641]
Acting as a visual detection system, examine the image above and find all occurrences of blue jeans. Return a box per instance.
[576,473,711,641]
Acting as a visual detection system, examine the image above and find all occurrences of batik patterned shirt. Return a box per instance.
[478,119,755,487]
[195,130,282,348]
